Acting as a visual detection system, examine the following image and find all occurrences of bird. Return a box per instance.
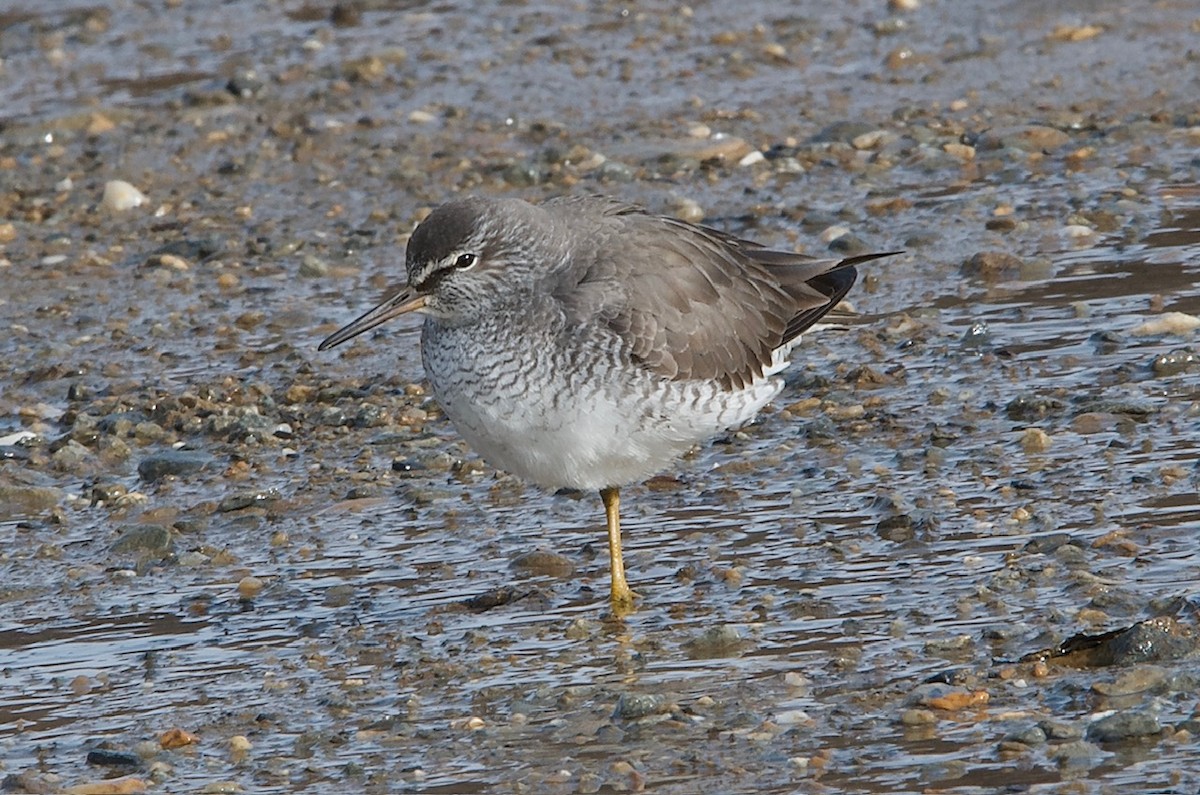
[319,195,893,615]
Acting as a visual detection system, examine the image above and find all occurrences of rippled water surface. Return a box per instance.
[1,1,1199,793]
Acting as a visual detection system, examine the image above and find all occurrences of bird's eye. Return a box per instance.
[454,253,477,269]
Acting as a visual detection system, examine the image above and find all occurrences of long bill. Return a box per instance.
[318,289,426,350]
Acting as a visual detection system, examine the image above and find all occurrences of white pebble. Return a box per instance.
[737,150,765,167]
[408,110,436,124]
[819,224,850,243]
[101,180,147,211]
[0,431,38,446]
[1130,311,1200,336]
[773,709,812,725]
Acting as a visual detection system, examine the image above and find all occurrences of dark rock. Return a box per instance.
[138,450,215,482]
[613,693,668,720]
[961,251,1024,280]
[85,748,142,769]
[218,489,281,512]
[1005,394,1065,421]
[110,524,173,557]
[1086,710,1160,743]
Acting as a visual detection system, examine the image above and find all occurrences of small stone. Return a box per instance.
[1005,724,1047,745]
[943,142,975,161]
[110,525,173,557]
[138,450,215,481]
[900,708,938,726]
[1151,349,1198,376]
[1092,666,1168,698]
[101,180,147,212]
[773,709,811,725]
[510,549,574,578]
[0,483,63,517]
[976,125,1070,152]
[1038,719,1082,740]
[926,691,984,710]
[237,575,265,599]
[1020,428,1053,453]
[63,777,148,794]
[673,198,704,224]
[86,749,143,769]
[851,130,891,150]
[684,624,743,658]
[1086,710,1160,743]
[613,693,668,720]
[218,489,280,512]
[1130,312,1200,336]
[144,253,190,270]
[299,255,330,277]
[159,727,199,749]
[1048,23,1104,42]
[961,251,1024,280]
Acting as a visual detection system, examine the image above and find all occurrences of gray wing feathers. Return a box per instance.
[549,202,874,390]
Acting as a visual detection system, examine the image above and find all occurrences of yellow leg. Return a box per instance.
[601,486,637,615]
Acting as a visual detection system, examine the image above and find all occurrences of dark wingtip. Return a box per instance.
[836,250,904,269]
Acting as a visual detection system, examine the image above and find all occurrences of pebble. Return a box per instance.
[101,180,147,212]
[673,198,704,224]
[613,693,668,720]
[737,150,765,167]
[1092,666,1168,698]
[813,121,879,144]
[218,489,281,512]
[1130,311,1200,336]
[1048,740,1104,768]
[961,251,1024,280]
[299,254,330,277]
[110,525,173,557]
[1151,348,1198,376]
[509,549,574,578]
[63,778,147,795]
[0,483,63,517]
[237,575,265,599]
[851,130,892,150]
[899,708,938,726]
[85,749,143,769]
[684,624,744,658]
[137,450,215,482]
[1085,709,1161,743]
[1020,428,1053,453]
[1004,724,1047,745]
[772,709,812,726]
[975,125,1070,152]
[159,727,199,749]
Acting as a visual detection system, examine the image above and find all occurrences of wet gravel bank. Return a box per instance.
[2,1,1199,792]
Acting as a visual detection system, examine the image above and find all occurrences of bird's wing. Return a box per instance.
[549,202,880,390]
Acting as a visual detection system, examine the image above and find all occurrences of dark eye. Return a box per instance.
[454,253,477,269]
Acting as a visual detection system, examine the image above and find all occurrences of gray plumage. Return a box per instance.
[320,195,892,610]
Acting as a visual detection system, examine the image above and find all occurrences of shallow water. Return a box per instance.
[2,0,1200,792]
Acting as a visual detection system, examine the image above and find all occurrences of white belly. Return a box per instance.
[421,319,786,491]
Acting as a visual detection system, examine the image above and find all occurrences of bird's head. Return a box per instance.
[319,197,558,350]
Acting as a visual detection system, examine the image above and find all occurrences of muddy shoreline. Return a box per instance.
[2,1,1199,793]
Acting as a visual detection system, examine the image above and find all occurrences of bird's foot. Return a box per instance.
[609,583,640,618]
